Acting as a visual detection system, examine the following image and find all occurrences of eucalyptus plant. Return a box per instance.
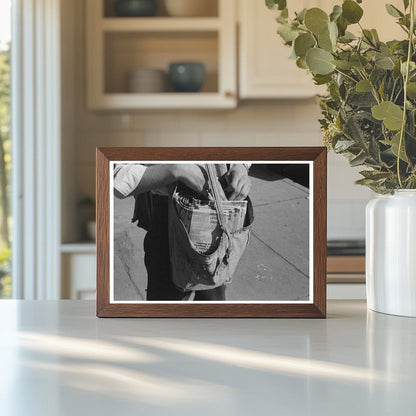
[266,0,416,193]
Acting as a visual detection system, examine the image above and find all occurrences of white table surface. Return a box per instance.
[0,300,415,416]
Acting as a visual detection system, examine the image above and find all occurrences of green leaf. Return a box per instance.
[342,0,364,24]
[350,54,368,70]
[408,109,416,137]
[265,0,275,9]
[407,82,416,99]
[328,21,338,45]
[296,8,307,23]
[360,170,391,181]
[355,178,377,186]
[294,33,316,58]
[388,132,408,162]
[356,79,372,92]
[276,14,287,24]
[401,61,416,76]
[372,101,404,131]
[336,15,348,36]
[399,14,411,29]
[277,23,298,43]
[385,4,404,18]
[313,74,332,85]
[378,78,386,100]
[371,29,380,42]
[393,60,402,79]
[363,29,376,46]
[306,48,336,75]
[266,0,287,11]
[339,31,356,43]
[333,60,353,70]
[289,44,297,59]
[350,152,367,167]
[296,57,308,69]
[403,0,410,10]
[334,139,355,151]
[304,8,329,35]
[375,55,395,70]
[369,136,382,163]
[348,92,377,107]
[344,114,367,147]
[330,5,342,22]
[278,0,287,10]
[318,27,334,52]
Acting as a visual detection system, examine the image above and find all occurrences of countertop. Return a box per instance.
[0,300,415,415]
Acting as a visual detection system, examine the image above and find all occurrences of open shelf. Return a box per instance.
[61,243,96,254]
[104,31,218,94]
[87,0,236,109]
[103,0,219,18]
[102,17,221,31]
[91,92,234,109]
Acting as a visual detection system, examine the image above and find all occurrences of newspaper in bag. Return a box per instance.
[174,187,247,255]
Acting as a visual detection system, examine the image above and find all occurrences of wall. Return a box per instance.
[61,0,374,243]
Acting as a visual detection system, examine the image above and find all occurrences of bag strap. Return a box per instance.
[206,164,228,233]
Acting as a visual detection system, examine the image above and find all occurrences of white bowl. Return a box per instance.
[128,68,167,93]
[164,0,217,17]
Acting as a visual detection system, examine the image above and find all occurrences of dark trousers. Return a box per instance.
[144,195,226,301]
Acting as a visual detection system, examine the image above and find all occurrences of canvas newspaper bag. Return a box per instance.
[168,164,253,291]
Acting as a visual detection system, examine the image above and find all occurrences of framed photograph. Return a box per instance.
[96,147,327,318]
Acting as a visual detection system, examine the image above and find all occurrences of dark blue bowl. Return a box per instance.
[114,0,157,17]
[168,62,205,93]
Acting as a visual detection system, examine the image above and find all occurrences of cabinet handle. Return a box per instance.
[224,91,234,99]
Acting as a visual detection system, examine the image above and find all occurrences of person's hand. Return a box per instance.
[173,164,209,196]
[224,165,251,201]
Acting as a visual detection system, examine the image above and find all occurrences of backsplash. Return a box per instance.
[62,0,374,243]
[73,100,373,241]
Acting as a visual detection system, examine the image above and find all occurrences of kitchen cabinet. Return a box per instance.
[239,0,325,99]
[238,0,404,99]
[61,245,96,300]
[60,249,364,300]
[86,0,237,109]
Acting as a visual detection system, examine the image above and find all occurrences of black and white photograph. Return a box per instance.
[110,161,312,303]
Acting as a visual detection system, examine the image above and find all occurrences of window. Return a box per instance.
[0,0,11,298]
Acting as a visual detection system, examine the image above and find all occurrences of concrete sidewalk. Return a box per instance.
[113,165,310,301]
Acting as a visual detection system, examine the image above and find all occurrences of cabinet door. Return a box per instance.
[239,0,405,99]
[62,253,96,300]
[239,0,326,99]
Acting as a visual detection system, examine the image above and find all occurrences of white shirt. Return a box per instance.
[113,163,251,198]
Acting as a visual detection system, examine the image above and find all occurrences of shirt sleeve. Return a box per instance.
[113,164,147,198]
[230,163,251,171]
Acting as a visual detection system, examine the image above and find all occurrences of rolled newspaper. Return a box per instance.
[174,184,247,255]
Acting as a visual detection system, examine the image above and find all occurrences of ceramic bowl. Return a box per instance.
[114,0,158,17]
[128,68,167,93]
[168,62,205,92]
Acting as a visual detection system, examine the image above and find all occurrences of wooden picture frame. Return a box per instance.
[96,147,327,318]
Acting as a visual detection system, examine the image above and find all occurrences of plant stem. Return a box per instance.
[334,68,358,84]
[390,79,398,101]
[397,0,415,188]
[358,69,381,104]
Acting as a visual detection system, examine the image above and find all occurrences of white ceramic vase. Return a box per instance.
[366,190,416,317]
